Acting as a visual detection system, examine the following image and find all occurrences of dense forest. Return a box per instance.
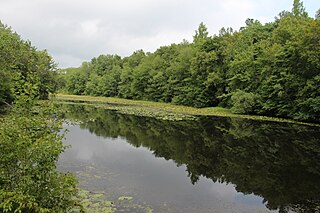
[59,1,320,123]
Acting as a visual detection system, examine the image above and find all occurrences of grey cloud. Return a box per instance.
[2,0,317,68]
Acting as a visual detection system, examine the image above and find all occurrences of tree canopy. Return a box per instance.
[0,21,58,107]
[58,1,320,123]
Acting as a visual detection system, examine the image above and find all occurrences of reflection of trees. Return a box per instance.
[62,104,320,212]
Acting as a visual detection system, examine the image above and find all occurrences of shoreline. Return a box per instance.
[53,94,320,127]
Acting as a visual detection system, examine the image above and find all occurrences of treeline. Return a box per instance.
[59,1,320,122]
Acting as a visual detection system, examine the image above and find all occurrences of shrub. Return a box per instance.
[230,90,259,114]
[0,81,79,212]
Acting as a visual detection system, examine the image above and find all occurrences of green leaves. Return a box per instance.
[230,90,260,114]
[0,37,78,211]
[292,0,308,17]
[0,21,58,106]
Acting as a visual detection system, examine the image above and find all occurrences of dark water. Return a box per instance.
[58,104,320,213]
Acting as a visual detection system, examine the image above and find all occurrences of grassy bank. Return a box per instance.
[53,94,319,126]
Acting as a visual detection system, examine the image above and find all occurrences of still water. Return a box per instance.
[58,104,320,213]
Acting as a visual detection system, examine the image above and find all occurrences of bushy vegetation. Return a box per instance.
[0,85,78,212]
[59,1,320,122]
[230,90,259,114]
[0,21,79,212]
[0,21,58,107]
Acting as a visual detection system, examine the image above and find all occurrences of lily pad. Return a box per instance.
[118,196,133,201]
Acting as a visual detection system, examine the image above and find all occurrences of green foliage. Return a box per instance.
[292,0,308,17]
[62,65,89,95]
[57,1,320,123]
[0,78,78,212]
[230,90,259,114]
[193,22,209,48]
[0,21,58,105]
[294,97,320,121]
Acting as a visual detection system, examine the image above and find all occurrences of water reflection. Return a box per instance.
[60,104,320,212]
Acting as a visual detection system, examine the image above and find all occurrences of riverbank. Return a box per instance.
[53,94,319,126]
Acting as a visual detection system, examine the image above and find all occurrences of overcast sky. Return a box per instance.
[0,0,319,68]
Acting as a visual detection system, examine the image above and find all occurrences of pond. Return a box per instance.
[58,104,320,213]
